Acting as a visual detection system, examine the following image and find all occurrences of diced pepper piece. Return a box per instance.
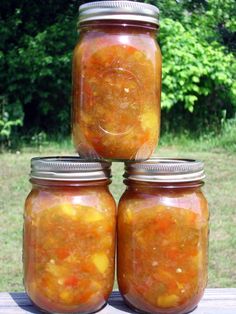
[56,248,70,260]
[45,261,68,278]
[157,294,180,308]
[90,280,102,291]
[78,290,93,303]
[166,247,180,261]
[59,290,74,304]
[92,253,109,273]
[123,208,133,224]
[64,275,78,287]
[140,111,157,132]
[99,235,113,248]
[191,251,202,266]
[60,203,77,218]
[155,213,174,234]
[80,262,96,273]
[83,208,104,223]
[153,269,178,291]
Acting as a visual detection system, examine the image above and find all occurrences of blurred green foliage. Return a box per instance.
[0,0,79,143]
[0,0,235,148]
[0,96,22,151]
[151,0,236,133]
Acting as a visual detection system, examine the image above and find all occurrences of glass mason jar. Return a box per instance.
[23,157,116,314]
[118,158,209,314]
[72,1,162,161]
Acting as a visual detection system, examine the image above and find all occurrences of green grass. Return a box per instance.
[0,140,236,291]
[158,117,236,153]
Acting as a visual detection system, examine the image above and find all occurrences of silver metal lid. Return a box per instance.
[79,1,159,25]
[124,158,205,182]
[31,157,111,181]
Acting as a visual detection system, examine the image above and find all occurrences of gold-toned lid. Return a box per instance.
[79,1,159,25]
[31,157,111,181]
[125,157,205,182]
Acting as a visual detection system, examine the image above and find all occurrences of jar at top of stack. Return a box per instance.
[72,1,162,161]
[23,157,116,314]
[118,158,209,314]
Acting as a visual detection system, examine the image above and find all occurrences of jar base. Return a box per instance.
[76,155,150,162]
[27,295,107,314]
[123,298,198,314]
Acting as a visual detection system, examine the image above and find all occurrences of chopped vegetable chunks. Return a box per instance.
[72,24,161,160]
[118,186,209,314]
[24,185,116,313]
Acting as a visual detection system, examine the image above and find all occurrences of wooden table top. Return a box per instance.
[0,288,235,314]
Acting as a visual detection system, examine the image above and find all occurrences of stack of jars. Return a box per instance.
[23,2,209,314]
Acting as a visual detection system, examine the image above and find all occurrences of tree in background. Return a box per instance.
[0,0,80,143]
[0,0,235,148]
[150,0,236,133]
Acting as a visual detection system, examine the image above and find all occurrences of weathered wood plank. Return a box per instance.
[0,289,235,314]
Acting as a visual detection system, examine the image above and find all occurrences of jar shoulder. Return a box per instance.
[25,186,116,216]
[74,29,161,61]
[119,188,209,218]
